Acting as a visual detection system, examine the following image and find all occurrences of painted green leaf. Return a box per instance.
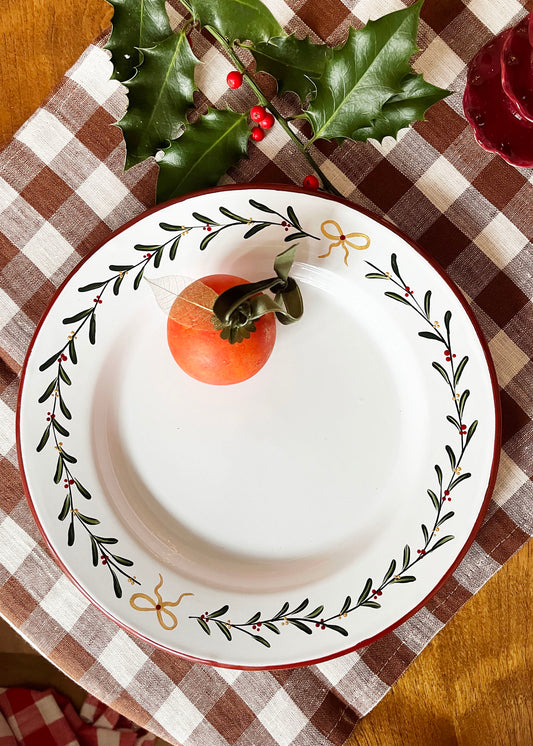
[402,544,411,571]
[393,575,416,583]
[383,559,397,583]
[52,419,69,437]
[156,109,250,203]
[274,602,290,619]
[78,281,107,293]
[291,599,309,615]
[59,366,71,386]
[248,199,277,215]
[54,455,64,484]
[446,415,461,431]
[251,35,331,102]
[67,521,75,546]
[192,213,218,225]
[68,339,77,365]
[435,464,443,486]
[427,489,440,510]
[361,600,381,608]
[247,612,261,625]
[438,511,455,525]
[117,30,199,170]
[58,494,71,521]
[357,578,372,605]
[90,536,99,566]
[326,624,349,636]
[429,535,454,552]
[304,1,423,142]
[350,73,451,143]
[77,513,100,526]
[96,536,119,545]
[169,236,181,260]
[385,291,411,306]
[215,620,232,640]
[454,356,469,386]
[62,309,92,325]
[288,619,312,634]
[424,290,431,319]
[38,380,57,404]
[134,268,145,290]
[419,331,442,342]
[244,223,269,239]
[59,397,72,420]
[450,472,471,490]
[209,605,229,619]
[421,523,429,544]
[109,566,123,598]
[112,555,134,567]
[263,621,280,634]
[39,351,62,372]
[36,425,50,453]
[74,479,91,499]
[106,0,172,83]
[60,449,77,464]
[446,445,456,470]
[197,617,211,634]
[181,0,283,44]
[432,361,451,385]
[253,635,271,647]
[459,390,470,418]
[307,605,324,619]
[218,207,247,223]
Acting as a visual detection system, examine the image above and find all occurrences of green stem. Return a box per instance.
[206,25,343,198]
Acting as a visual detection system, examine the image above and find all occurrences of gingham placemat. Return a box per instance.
[1,1,532,744]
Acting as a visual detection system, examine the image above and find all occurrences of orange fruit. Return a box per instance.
[167,274,277,385]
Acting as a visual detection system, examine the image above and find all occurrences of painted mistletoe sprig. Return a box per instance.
[106,0,450,201]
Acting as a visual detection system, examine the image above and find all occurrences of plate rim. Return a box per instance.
[16,183,502,670]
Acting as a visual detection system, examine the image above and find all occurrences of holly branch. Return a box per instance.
[106,0,450,201]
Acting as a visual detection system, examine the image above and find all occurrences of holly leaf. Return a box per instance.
[351,73,451,143]
[156,109,250,202]
[117,29,199,170]
[181,0,283,44]
[304,0,424,142]
[105,0,172,83]
[251,35,331,102]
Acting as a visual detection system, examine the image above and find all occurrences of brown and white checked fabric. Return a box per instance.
[1,0,532,744]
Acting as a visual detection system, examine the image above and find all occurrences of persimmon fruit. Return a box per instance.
[167,274,277,385]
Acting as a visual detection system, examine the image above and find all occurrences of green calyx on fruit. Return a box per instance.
[211,245,303,344]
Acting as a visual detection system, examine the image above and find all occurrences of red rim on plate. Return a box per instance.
[16,184,501,670]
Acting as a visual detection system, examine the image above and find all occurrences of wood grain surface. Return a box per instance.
[1,1,532,744]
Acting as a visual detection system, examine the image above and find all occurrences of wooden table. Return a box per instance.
[1,1,532,743]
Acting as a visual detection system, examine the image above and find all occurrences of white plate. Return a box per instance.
[17,186,500,669]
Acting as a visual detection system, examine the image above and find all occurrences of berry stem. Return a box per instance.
[204,25,343,198]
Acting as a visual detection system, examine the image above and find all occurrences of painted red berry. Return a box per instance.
[303,174,319,190]
[260,112,275,129]
[250,105,266,122]
[226,70,243,89]
[251,126,265,142]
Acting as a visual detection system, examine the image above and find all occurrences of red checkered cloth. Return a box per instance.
[0,688,155,746]
[0,1,532,745]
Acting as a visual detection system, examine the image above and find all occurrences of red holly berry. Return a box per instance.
[251,126,265,142]
[260,112,275,129]
[303,174,319,190]
[226,70,243,89]
[250,105,267,122]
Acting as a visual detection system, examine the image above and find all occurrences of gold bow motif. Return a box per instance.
[319,220,371,265]
[129,574,193,631]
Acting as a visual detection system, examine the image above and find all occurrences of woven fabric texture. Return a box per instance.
[0,1,532,745]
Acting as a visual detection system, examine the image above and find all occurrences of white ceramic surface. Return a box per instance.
[17,186,500,669]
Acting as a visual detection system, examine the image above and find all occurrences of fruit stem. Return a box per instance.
[205,26,343,198]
